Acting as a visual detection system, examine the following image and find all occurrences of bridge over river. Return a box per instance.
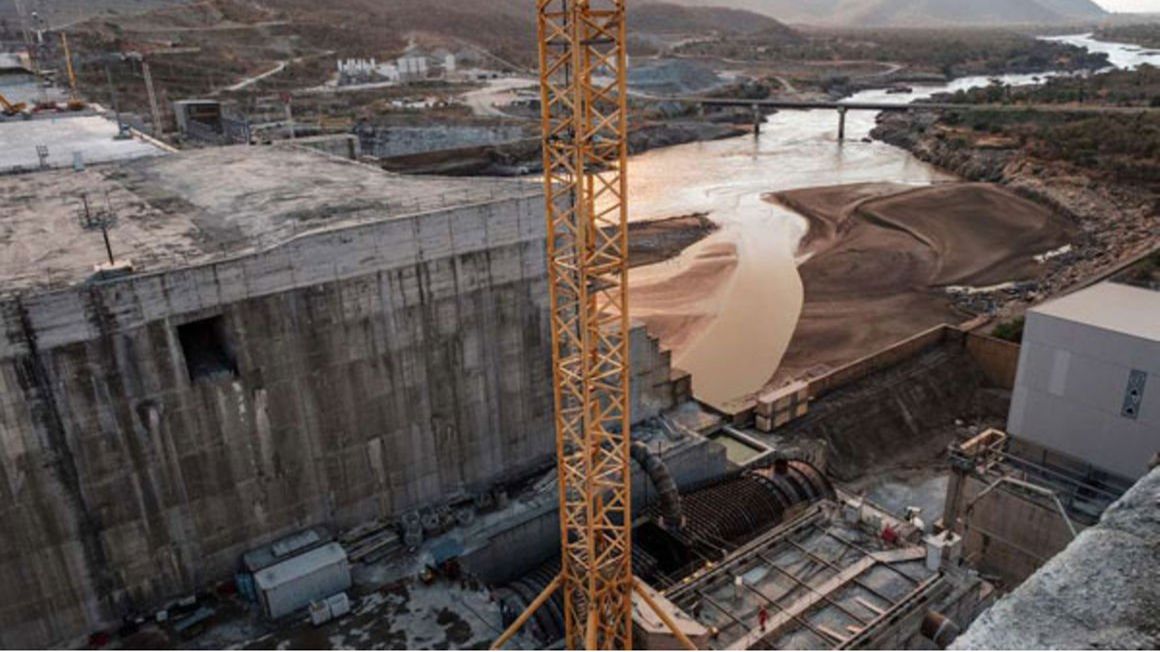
[662,96,1159,140]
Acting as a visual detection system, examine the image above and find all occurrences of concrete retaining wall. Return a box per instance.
[964,333,1020,390]
[781,342,997,481]
[359,125,530,160]
[280,134,361,160]
[0,194,680,647]
[954,467,1160,650]
[808,325,957,400]
[950,474,1080,587]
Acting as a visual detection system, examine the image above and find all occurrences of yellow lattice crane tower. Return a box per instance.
[492,1,697,650]
[538,0,634,647]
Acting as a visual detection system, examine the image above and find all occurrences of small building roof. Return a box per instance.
[242,527,332,573]
[1031,282,1160,343]
[254,542,348,591]
[0,52,33,74]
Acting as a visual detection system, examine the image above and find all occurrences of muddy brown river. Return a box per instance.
[616,35,1151,407]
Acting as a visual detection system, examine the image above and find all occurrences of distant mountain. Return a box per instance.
[631,4,797,36]
[645,0,1108,27]
[0,0,189,29]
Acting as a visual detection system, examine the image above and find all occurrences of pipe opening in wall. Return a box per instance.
[178,316,238,382]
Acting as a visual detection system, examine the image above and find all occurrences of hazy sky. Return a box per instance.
[1095,0,1160,11]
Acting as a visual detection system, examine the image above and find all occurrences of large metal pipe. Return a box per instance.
[495,460,834,646]
[921,611,961,649]
[631,441,685,530]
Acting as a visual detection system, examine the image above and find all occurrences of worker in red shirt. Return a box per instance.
[758,605,769,632]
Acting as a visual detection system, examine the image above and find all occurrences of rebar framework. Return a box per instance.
[539,0,634,648]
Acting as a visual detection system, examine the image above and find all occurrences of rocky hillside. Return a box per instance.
[258,0,791,64]
[650,0,1107,27]
[0,0,187,27]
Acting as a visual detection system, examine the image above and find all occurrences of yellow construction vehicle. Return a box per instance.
[61,32,86,111]
[0,93,29,116]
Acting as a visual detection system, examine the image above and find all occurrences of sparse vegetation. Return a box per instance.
[936,67,1160,191]
[945,65,1160,107]
[676,28,1109,79]
[1094,23,1160,50]
[992,317,1026,343]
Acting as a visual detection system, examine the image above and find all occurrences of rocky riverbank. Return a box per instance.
[871,109,1158,319]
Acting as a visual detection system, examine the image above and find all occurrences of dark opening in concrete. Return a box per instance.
[178,316,238,382]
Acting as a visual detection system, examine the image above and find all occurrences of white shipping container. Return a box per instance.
[309,600,332,627]
[326,592,351,619]
[255,542,352,620]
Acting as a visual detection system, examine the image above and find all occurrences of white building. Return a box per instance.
[0,51,34,74]
[394,45,461,83]
[1008,282,1160,481]
[337,58,379,86]
[376,62,401,84]
[397,51,429,83]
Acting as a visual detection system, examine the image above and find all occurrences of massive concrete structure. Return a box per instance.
[0,146,681,647]
[356,124,531,160]
[953,465,1160,650]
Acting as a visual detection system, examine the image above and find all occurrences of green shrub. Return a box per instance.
[992,318,1025,343]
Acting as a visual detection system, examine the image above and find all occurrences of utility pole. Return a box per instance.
[100,221,115,266]
[281,92,296,140]
[141,58,164,137]
[104,61,129,138]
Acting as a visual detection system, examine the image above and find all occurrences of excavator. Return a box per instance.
[1,32,85,117]
[0,93,29,117]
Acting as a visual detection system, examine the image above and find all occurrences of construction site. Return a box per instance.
[1,0,1158,650]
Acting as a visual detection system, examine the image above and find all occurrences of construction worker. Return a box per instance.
[758,605,769,632]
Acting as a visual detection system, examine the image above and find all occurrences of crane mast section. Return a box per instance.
[537,0,634,649]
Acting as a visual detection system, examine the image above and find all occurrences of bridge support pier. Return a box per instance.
[838,106,848,142]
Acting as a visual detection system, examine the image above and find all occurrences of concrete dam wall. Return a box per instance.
[0,184,680,647]
[357,125,530,160]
